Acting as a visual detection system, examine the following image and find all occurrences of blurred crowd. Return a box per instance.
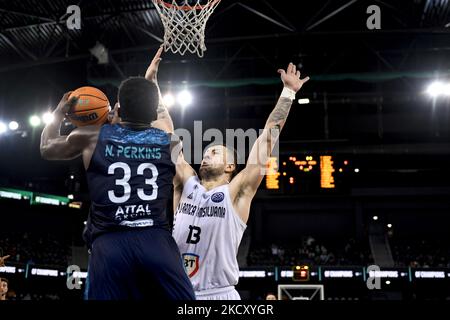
[392,239,450,268]
[247,236,372,266]
[0,232,71,267]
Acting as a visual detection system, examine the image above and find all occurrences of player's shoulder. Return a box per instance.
[68,124,103,144]
[183,175,200,189]
[72,124,103,134]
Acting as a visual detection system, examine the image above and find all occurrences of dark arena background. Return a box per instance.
[1,0,450,310]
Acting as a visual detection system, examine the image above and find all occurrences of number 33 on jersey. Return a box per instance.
[86,124,177,231]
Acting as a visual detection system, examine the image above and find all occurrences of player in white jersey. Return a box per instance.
[172,63,309,300]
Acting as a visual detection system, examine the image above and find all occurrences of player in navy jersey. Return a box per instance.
[40,48,195,300]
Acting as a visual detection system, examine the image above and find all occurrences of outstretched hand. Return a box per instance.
[145,46,164,83]
[277,63,310,93]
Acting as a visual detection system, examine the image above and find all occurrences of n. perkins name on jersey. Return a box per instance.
[105,144,161,160]
[177,202,226,219]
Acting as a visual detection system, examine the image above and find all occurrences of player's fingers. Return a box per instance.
[156,46,164,56]
[66,96,79,111]
[154,57,162,69]
[277,69,286,77]
[68,96,79,104]
[113,102,120,115]
[152,47,164,64]
[287,63,293,74]
[302,76,310,83]
[296,71,301,78]
[3,255,10,259]
[292,64,297,74]
[62,92,72,101]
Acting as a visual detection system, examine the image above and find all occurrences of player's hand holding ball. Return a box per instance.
[66,86,111,127]
[55,91,79,116]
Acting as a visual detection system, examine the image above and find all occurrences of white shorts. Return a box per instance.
[195,286,241,300]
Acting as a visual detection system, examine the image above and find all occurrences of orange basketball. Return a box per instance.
[67,86,110,127]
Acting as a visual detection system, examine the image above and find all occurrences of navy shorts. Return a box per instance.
[85,227,195,300]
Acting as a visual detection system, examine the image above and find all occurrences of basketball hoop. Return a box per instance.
[152,0,221,58]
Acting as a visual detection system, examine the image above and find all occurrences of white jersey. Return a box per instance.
[172,176,246,293]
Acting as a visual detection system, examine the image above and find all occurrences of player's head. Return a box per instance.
[265,292,277,300]
[199,144,239,181]
[0,278,8,300]
[118,77,159,124]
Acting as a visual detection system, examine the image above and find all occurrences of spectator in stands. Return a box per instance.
[265,292,277,300]
[7,289,17,301]
[1,232,70,267]
[247,236,373,267]
[0,278,8,301]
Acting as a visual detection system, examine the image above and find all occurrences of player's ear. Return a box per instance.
[225,163,235,173]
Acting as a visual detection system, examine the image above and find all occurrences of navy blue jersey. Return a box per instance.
[84,123,175,245]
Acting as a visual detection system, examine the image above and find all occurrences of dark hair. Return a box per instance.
[118,77,159,124]
[0,278,8,284]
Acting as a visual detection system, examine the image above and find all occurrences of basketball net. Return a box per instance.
[152,0,221,58]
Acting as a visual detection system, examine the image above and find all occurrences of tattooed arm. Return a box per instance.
[229,63,309,223]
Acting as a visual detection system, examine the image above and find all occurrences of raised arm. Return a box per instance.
[229,63,309,222]
[40,92,82,160]
[40,92,100,170]
[144,47,196,209]
[145,47,174,133]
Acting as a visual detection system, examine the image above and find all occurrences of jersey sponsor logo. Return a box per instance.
[177,202,226,218]
[182,253,200,278]
[211,192,225,203]
[115,204,152,221]
[119,218,154,227]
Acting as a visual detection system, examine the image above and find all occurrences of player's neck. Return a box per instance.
[119,121,152,130]
[201,176,229,191]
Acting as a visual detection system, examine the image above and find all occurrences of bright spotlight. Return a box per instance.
[68,194,74,200]
[354,168,360,173]
[29,115,41,127]
[42,112,54,124]
[387,223,392,228]
[427,81,450,97]
[0,122,7,134]
[373,216,379,221]
[177,90,193,108]
[162,93,175,108]
[9,121,19,131]
[445,84,450,96]
[298,98,310,104]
